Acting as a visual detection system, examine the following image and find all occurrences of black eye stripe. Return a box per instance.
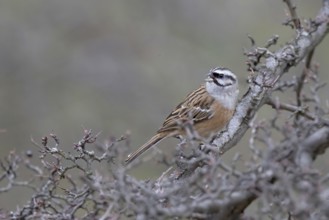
[212,72,224,79]
[212,72,236,82]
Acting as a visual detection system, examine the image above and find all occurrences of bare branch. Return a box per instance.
[283,0,301,29]
[266,97,316,120]
[296,127,329,169]
[214,0,329,155]
[295,49,315,120]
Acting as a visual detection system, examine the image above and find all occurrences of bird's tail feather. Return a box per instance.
[125,133,165,165]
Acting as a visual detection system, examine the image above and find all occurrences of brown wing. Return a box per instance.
[157,84,215,133]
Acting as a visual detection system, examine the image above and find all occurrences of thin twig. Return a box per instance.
[295,49,315,120]
[283,0,301,29]
[266,97,315,120]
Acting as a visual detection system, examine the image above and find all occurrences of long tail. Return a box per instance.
[125,133,166,165]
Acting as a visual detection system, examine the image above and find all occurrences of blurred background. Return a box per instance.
[0,0,328,210]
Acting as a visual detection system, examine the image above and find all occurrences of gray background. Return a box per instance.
[0,0,328,210]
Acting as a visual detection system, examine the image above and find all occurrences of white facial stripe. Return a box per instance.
[205,67,239,109]
[209,69,237,88]
[212,69,237,81]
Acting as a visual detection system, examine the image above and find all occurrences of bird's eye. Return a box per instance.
[213,72,224,79]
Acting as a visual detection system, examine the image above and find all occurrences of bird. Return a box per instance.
[125,67,239,164]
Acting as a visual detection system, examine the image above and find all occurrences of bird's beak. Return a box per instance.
[206,73,222,87]
[205,76,213,82]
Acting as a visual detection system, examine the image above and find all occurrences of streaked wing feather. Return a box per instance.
[190,107,214,122]
[157,84,215,133]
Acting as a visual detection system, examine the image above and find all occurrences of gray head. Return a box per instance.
[205,67,239,109]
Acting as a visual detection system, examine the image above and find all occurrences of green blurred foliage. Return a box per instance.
[0,0,328,210]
